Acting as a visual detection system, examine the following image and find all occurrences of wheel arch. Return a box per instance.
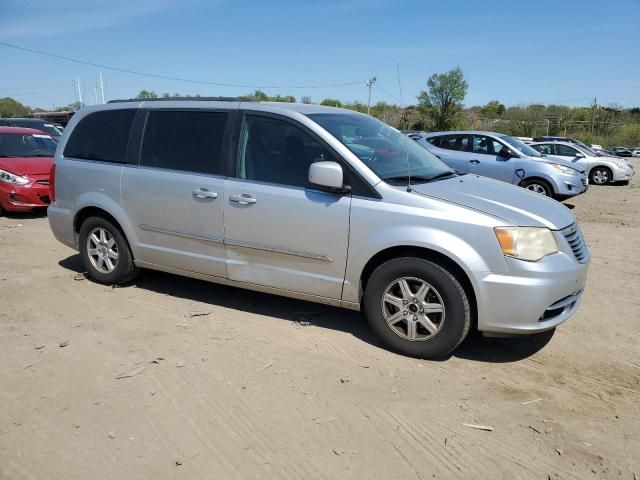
[73,205,138,260]
[359,245,477,329]
[521,176,555,195]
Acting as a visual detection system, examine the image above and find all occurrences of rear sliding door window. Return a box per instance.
[140,110,228,175]
[64,109,136,162]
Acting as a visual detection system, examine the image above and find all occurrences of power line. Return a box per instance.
[0,41,365,90]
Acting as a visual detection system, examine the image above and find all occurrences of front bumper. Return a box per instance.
[552,173,587,197]
[0,176,50,212]
[474,248,589,335]
[612,164,635,182]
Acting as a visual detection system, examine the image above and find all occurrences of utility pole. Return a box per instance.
[98,71,105,104]
[366,77,376,115]
[75,76,83,107]
[590,97,597,134]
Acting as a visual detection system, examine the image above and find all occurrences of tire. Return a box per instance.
[78,216,139,284]
[363,257,471,358]
[589,166,612,185]
[520,178,553,197]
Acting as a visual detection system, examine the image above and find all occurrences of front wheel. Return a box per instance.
[590,167,612,185]
[79,216,139,284]
[363,258,471,358]
[520,178,553,197]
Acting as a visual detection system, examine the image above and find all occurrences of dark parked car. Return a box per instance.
[0,118,63,142]
[612,147,633,157]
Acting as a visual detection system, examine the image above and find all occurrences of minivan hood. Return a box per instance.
[408,174,575,230]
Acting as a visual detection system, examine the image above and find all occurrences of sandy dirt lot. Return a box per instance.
[1,173,639,479]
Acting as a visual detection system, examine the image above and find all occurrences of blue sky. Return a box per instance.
[1,0,639,110]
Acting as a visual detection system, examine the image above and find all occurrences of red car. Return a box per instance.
[0,126,56,214]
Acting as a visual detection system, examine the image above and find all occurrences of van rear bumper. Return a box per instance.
[48,204,77,250]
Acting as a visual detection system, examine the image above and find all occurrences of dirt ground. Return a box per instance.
[1,171,639,480]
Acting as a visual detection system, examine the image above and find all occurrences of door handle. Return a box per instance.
[229,194,257,205]
[192,189,218,199]
[470,159,480,164]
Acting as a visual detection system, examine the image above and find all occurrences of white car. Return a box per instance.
[632,148,640,157]
[530,141,635,185]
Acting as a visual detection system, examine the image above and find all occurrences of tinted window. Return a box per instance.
[555,144,579,156]
[140,111,228,174]
[440,135,469,151]
[0,133,57,157]
[533,144,553,155]
[64,109,135,163]
[237,115,334,187]
[426,136,440,147]
[472,135,508,156]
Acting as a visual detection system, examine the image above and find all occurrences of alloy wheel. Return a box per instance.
[86,227,119,273]
[381,277,445,341]
[526,183,548,195]
[592,169,609,184]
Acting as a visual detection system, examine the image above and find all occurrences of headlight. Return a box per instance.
[614,161,627,169]
[495,227,558,262]
[0,169,29,185]
[549,163,578,176]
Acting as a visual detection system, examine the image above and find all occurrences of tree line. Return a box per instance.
[2,67,639,147]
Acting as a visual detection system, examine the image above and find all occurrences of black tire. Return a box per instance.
[78,216,139,284]
[520,178,553,197]
[363,257,471,359]
[589,166,612,185]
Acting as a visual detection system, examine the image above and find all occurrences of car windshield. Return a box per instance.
[500,134,543,157]
[307,113,454,184]
[0,133,57,157]
[574,144,600,157]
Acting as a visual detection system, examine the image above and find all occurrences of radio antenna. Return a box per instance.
[396,61,411,192]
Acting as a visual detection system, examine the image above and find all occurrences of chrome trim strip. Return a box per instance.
[139,224,224,244]
[225,238,333,263]
[138,225,332,262]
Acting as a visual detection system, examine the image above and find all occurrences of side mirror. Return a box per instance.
[498,147,516,159]
[575,152,585,158]
[309,161,350,193]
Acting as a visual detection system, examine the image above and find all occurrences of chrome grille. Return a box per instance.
[562,224,588,263]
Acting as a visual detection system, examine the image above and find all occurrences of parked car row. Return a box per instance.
[0,118,63,142]
[406,130,634,198]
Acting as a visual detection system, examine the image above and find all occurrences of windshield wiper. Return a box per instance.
[384,171,458,185]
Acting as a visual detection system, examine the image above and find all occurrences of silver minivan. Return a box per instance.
[48,100,589,358]
[411,131,588,198]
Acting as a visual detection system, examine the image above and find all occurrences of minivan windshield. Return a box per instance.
[307,113,455,184]
[0,133,57,157]
[500,135,543,157]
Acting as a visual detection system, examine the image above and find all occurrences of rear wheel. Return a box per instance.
[363,257,471,358]
[590,167,612,185]
[79,216,139,284]
[521,178,553,197]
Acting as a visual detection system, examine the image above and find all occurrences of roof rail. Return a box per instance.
[107,96,254,104]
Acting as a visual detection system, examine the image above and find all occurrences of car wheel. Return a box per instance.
[521,178,553,197]
[79,216,139,284]
[363,257,471,358]
[590,167,612,185]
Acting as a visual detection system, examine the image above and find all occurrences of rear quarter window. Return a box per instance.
[64,109,136,163]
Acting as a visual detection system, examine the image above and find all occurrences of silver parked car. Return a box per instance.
[48,100,589,358]
[530,141,635,185]
[411,131,587,198]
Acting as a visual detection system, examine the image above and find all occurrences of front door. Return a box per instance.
[121,109,231,277]
[470,134,515,183]
[223,113,351,299]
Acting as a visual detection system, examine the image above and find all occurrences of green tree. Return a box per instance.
[320,98,342,108]
[251,90,269,101]
[136,90,158,99]
[301,96,312,104]
[417,67,468,130]
[0,97,30,118]
[480,100,505,118]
